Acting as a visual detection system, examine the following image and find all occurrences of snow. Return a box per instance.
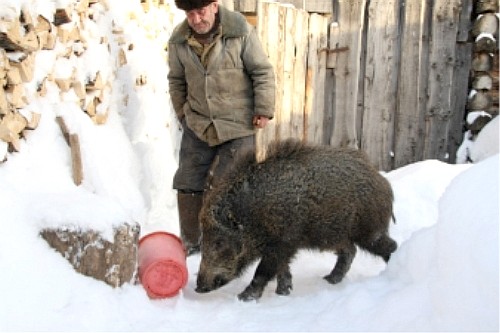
[0,0,499,331]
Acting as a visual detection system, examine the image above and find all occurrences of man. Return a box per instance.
[168,0,276,254]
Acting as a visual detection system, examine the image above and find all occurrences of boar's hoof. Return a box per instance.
[238,286,264,301]
[323,273,344,285]
[276,272,293,295]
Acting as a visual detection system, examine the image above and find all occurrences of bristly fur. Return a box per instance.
[197,138,398,301]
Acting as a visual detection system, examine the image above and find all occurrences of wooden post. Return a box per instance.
[56,116,83,185]
[329,0,366,148]
[361,0,400,171]
[423,0,462,161]
[304,13,328,145]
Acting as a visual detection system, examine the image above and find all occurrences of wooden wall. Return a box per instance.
[248,0,475,171]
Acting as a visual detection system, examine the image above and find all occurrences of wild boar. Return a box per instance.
[195,139,397,301]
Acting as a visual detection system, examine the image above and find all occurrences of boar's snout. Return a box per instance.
[195,274,229,293]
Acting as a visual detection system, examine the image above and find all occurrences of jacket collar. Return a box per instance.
[169,5,248,44]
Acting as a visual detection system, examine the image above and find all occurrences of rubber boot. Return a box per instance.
[177,192,203,256]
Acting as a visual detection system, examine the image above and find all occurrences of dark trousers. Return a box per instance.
[173,121,255,192]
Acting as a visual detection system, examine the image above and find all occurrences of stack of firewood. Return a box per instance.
[467,0,499,135]
[0,0,165,288]
[0,0,117,162]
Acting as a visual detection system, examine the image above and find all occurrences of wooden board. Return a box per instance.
[423,0,462,161]
[393,0,429,169]
[329,0,366,148]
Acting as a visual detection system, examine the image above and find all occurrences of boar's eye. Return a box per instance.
[214,238,224,249]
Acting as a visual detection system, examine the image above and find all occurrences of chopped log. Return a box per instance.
[40,222,141,287]
[76,0,90,13]
[86,71,104,91]
[0,111,28,135]
[5,84,27,109]
[85,96,98,116]
[472,74,493,90]
[468,91,493,110]
[0,18,39,52]
[0,88,9,115]
[55,78,72,92]
[20,110,41,130]
[72,80,86,100]
[10,53,35,83]
[54,8,72,26]
[471,52,493,71]
[92,109,109,125]
[472,13,499,38]
[35,15,52,33]
[475,0,499,14]
[474,36,497,53]
[0,123,21,151]
[6,66,23,85]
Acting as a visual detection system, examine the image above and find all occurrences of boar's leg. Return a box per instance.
[324,243,356,284]
[276,264,293,295]
[238,250,292,301]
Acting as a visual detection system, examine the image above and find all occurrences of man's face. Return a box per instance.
[186,2,218,35]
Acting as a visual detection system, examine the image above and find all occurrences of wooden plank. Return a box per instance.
[449,42,473,163]
[423,0,461,161]
[236,0,257,12]
[304,13,328,144]
[291,8,308,141]
[273,5,286,141]
[276,5,308,142]
[276,4,292,140]
[256,1,279,161]
[329,0,366,148]
[393,0,429,169]
[361,0,400,171]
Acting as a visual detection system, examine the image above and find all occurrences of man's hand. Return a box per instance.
[252,115,270,129]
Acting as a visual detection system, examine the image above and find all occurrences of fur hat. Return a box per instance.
[175,0,217,11]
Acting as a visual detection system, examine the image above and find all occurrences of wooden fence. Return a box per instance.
[253,0,473,171]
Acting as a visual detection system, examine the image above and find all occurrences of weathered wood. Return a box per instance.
[329,0,366,148]
[56,116,83,184]
[423,0,461,162]
[10,53,35,83]
[304,13,328,144]
[235,0,257,12]
[449,42,473,163]
[290,8,308,141]
[5,84,27,109]
[472,13,499,38]
[471,52,493,71]
[361,0,400,171]
[256,1,280,161]
[234,0,332,13]
[69,133,83,185]
[0,88,9,115]
[40,222,140,287]
[475,0,499,14]
[394,0,429,169]
[0,19,38,52]
[275,5,308,142]
[54,8,72,26]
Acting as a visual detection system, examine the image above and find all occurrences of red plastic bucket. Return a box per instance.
[138,231,188,298]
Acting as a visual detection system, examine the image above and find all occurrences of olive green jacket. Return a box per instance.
[168,6,275,146]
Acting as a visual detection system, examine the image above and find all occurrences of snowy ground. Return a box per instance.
[0,0,498,331]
